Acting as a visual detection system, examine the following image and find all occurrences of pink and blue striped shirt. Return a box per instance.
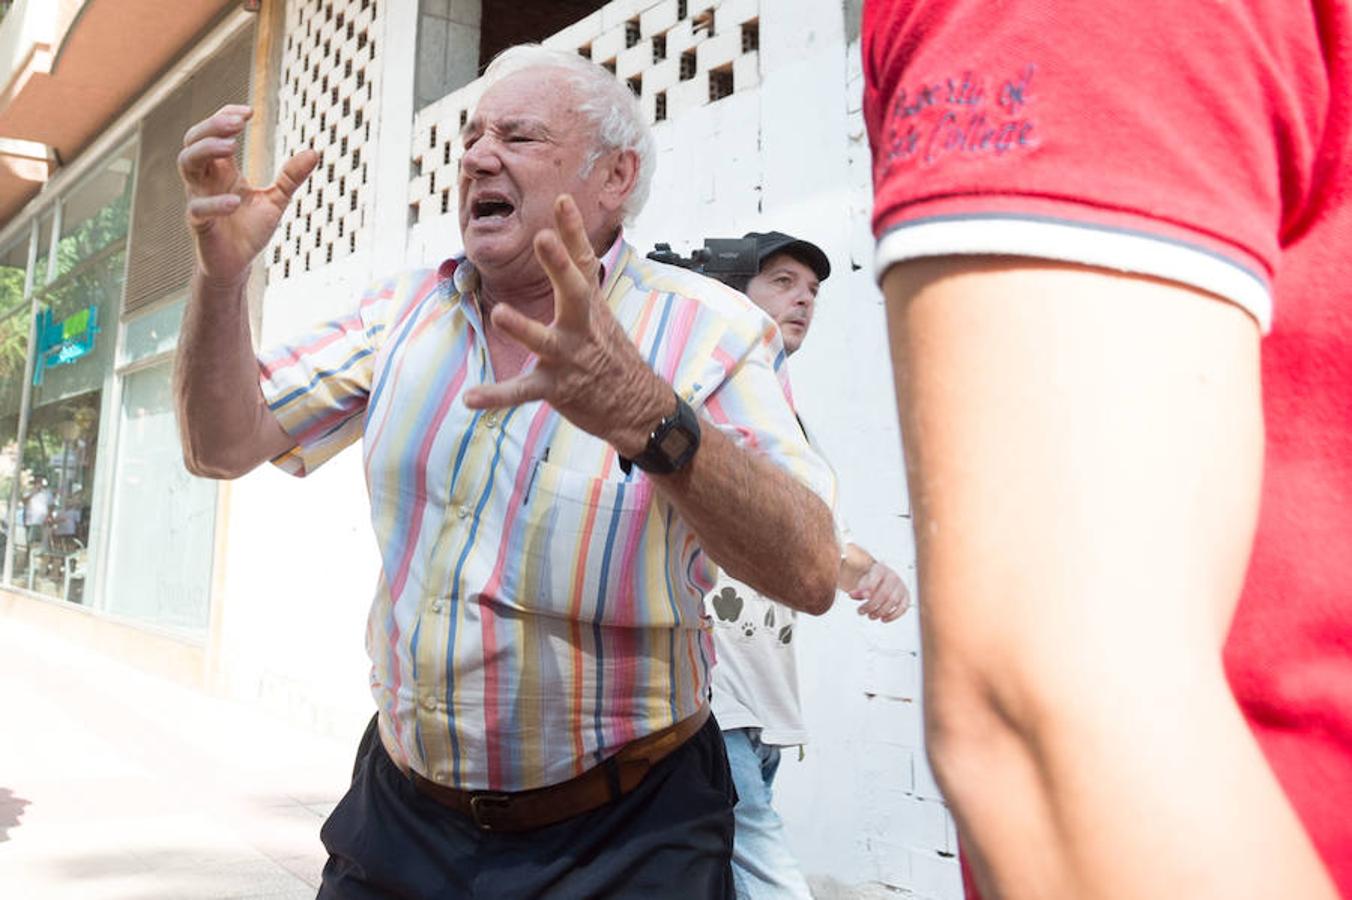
[258,236,835,791]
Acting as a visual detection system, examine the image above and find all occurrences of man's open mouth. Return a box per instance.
[471,196,516,220]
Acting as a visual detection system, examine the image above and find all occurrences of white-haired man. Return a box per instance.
[176,44,839,897]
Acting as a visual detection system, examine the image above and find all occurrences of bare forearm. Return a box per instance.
[839,542,872,591]
[599,372,838,615]
[925,618,1332,900]
[886,258,1336,899]
[655,422,838,614]
[175,105,317,478]
[174,271,292,478]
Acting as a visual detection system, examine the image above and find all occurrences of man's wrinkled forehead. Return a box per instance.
[464,67,577,140]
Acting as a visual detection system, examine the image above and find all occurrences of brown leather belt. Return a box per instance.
[409,704,711,832]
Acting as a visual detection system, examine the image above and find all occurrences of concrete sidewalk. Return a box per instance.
[0,617,362,899]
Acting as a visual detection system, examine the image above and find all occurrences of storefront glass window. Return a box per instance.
[16,393,99,600]
[21,146,134,602]
[103,362,216,632]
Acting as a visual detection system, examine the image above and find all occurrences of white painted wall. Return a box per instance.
[215,0,957,896]
[627,5,957,897]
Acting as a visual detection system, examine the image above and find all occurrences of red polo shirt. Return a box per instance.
[863,0,1352,893]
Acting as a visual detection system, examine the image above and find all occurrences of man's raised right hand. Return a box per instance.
[178,103,318,288]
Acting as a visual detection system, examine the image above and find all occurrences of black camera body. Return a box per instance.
[647,239,760,289]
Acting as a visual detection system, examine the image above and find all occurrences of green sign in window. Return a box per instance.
[32,304,99,385]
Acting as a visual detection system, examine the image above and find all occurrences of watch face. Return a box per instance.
[659,428,693,459]
[632,395,700,475]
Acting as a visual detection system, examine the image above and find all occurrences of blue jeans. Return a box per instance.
[722,727,813,899]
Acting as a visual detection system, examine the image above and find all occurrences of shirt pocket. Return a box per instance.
[502,458,661,625]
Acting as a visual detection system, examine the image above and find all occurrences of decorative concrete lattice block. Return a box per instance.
[645,56,680,94]
[270,0,384,281]
[591,23,628,67]
[638,88,657,123]
[616,42,651,80]
[733,49,760,92]
[602,0,655,30]
[664,17,697,57]
[409,172,429,202]
[408,78,487,225]
[718,0,759,27]
[695,29,741,73]
[640,0,679,37]
[409,0,763,230]
[667,77,708,119]
[688,0,718,21]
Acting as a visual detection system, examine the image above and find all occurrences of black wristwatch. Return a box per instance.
[619,393,701,476]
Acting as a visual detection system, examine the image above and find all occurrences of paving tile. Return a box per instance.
[272,852,327,889]
[0,621,353,900]
[302,802,337,819]
[133,857,314,899]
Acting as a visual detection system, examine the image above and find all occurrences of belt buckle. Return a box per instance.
[468,791,513,831]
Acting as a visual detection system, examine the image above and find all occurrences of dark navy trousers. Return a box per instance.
[317,715,737,899]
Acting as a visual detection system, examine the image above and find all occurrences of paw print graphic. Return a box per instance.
[741,620,757,638]
[711,586,743,622]
[777,624,793,645]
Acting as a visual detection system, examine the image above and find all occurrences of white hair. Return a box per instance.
[480,44,656,223]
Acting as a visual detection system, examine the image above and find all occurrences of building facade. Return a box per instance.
[0,1,953,895]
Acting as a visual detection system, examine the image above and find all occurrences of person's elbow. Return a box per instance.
[176,414,274,480]
[920,632,1124,811]
[175,394,291,480]
[791,512,840,616]
[180,439,263,480]
[922,667,1007,805]
[734,505,837,615]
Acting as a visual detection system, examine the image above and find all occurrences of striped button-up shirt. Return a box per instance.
[258,236,835,791]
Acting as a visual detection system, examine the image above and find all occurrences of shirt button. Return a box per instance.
[482,413,497,430]
[430,600,444,614]
[422,694,437,712]
[434,771,450,784]
[456,505,470,519]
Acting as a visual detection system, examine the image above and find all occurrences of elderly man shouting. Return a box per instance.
[175,44,838,898]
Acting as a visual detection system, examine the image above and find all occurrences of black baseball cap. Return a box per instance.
[743,231,831,282]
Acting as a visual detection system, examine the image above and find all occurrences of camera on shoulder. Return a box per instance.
[646,238,760,291]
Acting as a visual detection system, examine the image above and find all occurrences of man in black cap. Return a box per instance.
[728,232,833,355]
[706,231,911,898]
